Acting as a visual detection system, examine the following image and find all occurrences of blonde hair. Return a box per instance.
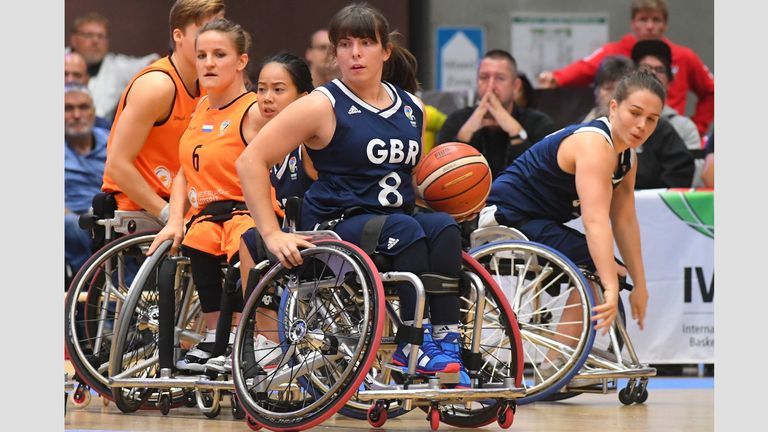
[168,0,226,43]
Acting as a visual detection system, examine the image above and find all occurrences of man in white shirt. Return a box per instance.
[68,12,159,121]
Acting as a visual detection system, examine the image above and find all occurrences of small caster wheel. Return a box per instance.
[367,402,388,427]
[72,384,92,408]
[202,393,221,419]
[635,387,649,404]
[428,407,441,431]
[619,387,635,405]
[159,393,171,416]
[497,404,515,429]
[184,391,196,408]
[246,415,262,431]
[231,394,245,420]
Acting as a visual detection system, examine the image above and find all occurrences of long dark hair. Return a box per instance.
[259,52,314,94]
[328,2,419,92]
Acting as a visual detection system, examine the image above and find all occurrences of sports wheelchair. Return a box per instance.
[228,203,526,432]
[64,196,164,409]
[106,232,526,429]
[467,224,657,405]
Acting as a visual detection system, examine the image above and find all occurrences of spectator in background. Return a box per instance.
[65,51,88,85]
[304,28,338,87]
[514,72,536,109]
[632,39,701,151]
[537,0,714,136]
[65,84,108,279]
[583,55,694,189]
[68,12,160,121]
[65,52,112,130]
[437,49,556,178]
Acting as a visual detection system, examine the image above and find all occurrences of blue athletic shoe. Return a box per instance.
[392,326,461,374]
[436,331,471,388]
[437,331,463,364]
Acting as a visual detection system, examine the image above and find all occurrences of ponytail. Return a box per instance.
[382,32,419,93]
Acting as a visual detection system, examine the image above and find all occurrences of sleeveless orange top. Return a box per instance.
[102,56,201,210]
[180,92,258,216]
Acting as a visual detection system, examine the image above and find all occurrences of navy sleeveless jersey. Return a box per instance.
[270,145,313,209]
[301,79,423,229]
[487,117,632,224]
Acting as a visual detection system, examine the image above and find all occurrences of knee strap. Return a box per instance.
[420,273,461,295]
[243,267,280,311]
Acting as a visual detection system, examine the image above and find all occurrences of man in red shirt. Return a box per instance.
[537,0,714,136]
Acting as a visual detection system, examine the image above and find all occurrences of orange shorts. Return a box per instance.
[181,213,255,261]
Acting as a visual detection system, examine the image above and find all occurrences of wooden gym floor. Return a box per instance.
[64,362,714,432]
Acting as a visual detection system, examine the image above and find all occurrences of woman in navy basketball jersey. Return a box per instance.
[237,3,469,381]
[480,69,661,336]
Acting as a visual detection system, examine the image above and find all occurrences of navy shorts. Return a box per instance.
[515,218,595,271]
[333,211,457,256]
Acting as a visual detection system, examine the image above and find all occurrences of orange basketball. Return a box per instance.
[414,142,491,218]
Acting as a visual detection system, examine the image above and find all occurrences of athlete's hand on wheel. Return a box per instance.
[264,230,315,268]
[591,288,619,335]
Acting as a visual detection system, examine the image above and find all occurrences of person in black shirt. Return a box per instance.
[437,49,556,177]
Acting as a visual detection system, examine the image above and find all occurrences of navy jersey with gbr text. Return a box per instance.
[487,117,632,225]
[301,79,423,229]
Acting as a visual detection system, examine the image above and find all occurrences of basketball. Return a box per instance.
[414,142,492,219]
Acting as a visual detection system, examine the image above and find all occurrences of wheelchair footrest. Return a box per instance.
[355,384,526,401]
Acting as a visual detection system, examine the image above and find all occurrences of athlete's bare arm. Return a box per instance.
[105,71,176,218]
[237,92,335,267]
[610,158,648,330]
[561,132,621,334]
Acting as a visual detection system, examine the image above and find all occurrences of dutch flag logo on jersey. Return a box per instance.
[202,124,214,133]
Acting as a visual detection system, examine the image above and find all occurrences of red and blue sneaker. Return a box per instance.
[437,332,471,388]
[392,325,461,374]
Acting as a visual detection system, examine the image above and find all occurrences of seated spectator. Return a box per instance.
[304,28,338,87]
[437,49,556,178]
[65,84,109,281]
[584,55,694,189]
[65,51,112,130]
[514,72,536,109]
[537,0,714,136]
[68,12,159,121]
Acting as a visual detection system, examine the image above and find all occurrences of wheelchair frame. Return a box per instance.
[468,225,656,405]
[65,210,163,410]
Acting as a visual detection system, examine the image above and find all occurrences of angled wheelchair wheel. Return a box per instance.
[470,240,595,404]
[65,230,158,401]
[422,252,524,428]
[232,239,385,431]
[108,240,203,413]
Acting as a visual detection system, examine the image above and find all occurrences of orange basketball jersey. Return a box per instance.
[180,92,258,215]
[102,56,202,210]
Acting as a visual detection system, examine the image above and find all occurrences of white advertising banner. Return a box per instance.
[568,189,714,363]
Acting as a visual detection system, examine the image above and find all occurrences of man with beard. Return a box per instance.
[64,84,109,282]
